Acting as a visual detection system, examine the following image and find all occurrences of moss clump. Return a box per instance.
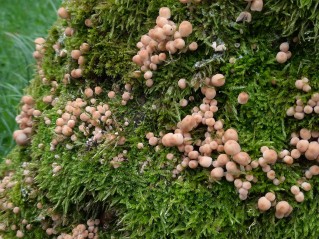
[2,0,319,238]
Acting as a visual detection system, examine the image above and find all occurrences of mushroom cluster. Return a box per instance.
[13,96,41,146]
[294,77,311,92]
[236,0,263,23]
[276,42,292,64]
[0,172,33,237]
[286,92,319,120]
[50,86,124,151]
[133,7,197,87]
[110,151,128,168]
[150,73,261,199]
[57,219,99,239]
[285,128,319,165]
[69,42,90,79]
[257,192,275,212]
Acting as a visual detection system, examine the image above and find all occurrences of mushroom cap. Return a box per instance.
[198,156,212,168]
[250,0,263,11]
[189,42,198,51]
[276,201,290,214]
[223,128,239,142]
[305,141,319,160]
[211,74,225,87]
[159,7,171,19]
[188,160,198,169]
[210,167,224,179]
[179,115,198,132]
[178,21,193,37]
[265,192,276,202]
[205,87,216,100]
[279,42,289,52]
[276,51,288,63]
[162,133,174,147]
[238,92,249,104]
[216,154,230,166]
[224,140,241,156]
[233,152,251,166]
[263,149,277,164]
[15,132,29,145]
[258,197,271,211]
[296,140,309,153]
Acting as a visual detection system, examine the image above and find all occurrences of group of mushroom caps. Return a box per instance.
[286,78,319,120]
[132,7,198,87]
[276,42,292,64]
[0,161,101,238]
[13,96,41,146]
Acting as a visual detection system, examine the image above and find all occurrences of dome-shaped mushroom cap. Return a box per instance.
[276,201,290,214]
[305,141,319,160]
[263,149,277,164]
[210,167,224,179]
[233,152,251,166]
[224,140,241,156]
[211,74,225,87]
[198,156,212,168]
[179,115,198,132]
[162,133,174,147]
[178,21,193,37]
[276,51,288,63]
[250,0,263,11]
[223,128,238,142]
[258,197,271,211]
[159,7,171,19]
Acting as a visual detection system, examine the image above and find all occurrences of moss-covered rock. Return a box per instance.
[2,0,319,238]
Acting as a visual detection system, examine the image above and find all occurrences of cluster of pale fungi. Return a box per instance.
[236,0,263,23]
[13,96,41,146]
[0,171,32,238]
[141,69,318,218]
[50,86,127,151]
[57,219,100,239]
[276,42,292,64]
[0,165,100,238]
[110,151,128,168]
[56,7,92,80]
[286,79,317,120]
[133,7,198,87]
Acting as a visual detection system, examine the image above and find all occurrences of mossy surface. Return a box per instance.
[2,0,319,238]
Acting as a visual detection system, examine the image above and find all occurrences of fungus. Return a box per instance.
[189,42,198,51]
[295,192,304,202]
[301,182,311,191]
[211,74,225,87]
[236,11,252,23]
[188,160,198,169]
[263,149,277,164]
[238,92,249,104]
[210,167,224,180]
[58,7,69,19]
[178,21,193,37]
[250,0,263,11]
[71,50,81,60]
[265,192,276,202]
[279,42,289,52]
[276,52,287,63]
[258,197,271,211]
[224,140,241,156]
[198,156,212,167]
[233,152,251,166]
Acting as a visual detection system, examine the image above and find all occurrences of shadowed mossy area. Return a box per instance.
[2,0,319,238]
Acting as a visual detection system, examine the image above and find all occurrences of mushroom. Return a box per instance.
[258,197,271,211]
